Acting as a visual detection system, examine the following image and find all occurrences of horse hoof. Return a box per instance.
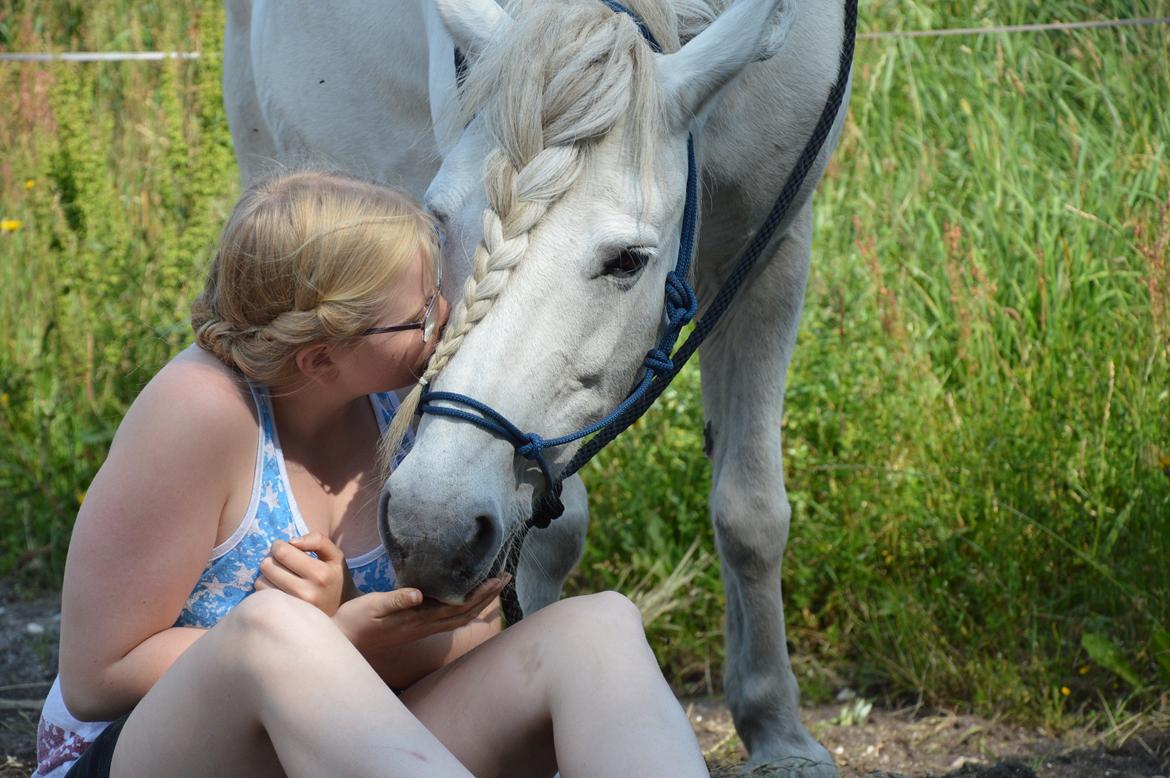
[730,756,839,778]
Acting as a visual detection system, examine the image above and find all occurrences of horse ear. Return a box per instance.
[657,0,796,128]
[432,0,513,57]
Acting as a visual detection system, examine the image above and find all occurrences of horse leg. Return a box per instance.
[516,474,589,615]
[699,202,836,775]
[223,0,278,186]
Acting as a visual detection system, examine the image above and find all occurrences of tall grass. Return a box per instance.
[1,0,1166,724]
[0,0,237,574]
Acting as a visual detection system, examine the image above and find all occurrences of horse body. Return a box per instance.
[225,0,447,193]
[224,1,848,772]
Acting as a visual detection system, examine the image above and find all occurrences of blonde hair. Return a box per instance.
[192,170,438,389]
[382,0,678,463]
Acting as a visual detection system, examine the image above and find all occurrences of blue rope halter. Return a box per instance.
[419,1,699,530]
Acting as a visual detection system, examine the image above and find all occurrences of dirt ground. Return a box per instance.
[2,582,1168,777]
[693,697,1170,777]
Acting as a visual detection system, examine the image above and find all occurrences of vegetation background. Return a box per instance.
[1,0,1167,735]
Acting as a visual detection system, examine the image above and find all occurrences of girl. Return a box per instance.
[34,171,707,777]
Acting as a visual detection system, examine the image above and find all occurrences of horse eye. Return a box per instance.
[603,248,651,279]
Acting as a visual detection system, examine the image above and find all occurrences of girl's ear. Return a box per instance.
[294,343,339,384]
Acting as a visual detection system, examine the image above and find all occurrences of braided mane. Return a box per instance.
[383,0,680,464]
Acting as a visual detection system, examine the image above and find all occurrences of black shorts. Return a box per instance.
[64,711,132,778]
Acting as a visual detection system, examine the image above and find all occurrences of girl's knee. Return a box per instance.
[546,591,646,643]
[583,590,643,629]
[223,589,335,655]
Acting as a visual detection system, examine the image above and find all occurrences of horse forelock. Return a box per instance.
[459,0,681,170]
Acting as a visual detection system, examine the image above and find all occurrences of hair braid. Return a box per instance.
[192,170,435,389]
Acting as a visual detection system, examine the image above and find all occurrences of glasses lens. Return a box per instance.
[421,292,438,342]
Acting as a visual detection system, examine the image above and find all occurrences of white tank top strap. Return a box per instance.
[207,380,267,560]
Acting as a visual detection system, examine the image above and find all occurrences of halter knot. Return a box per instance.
[664,271,698,326]
[516,432,547,460]
[643,347,674,374]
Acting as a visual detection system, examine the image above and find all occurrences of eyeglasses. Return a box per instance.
[362,257,443,342]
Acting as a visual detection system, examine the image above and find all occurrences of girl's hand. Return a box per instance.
[255,533,357,616]
[333,574,510,657]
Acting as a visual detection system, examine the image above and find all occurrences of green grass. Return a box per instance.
[1,0,1167,726]
[0,0,236,575]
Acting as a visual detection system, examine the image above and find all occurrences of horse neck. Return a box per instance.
[686,0,846,265]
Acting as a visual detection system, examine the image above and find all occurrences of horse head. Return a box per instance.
[380,0,796,602]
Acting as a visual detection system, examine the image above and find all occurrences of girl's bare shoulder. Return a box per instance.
[114,345,257,456]
[151,344,254,416]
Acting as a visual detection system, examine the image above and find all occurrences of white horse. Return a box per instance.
[224,0,849,772]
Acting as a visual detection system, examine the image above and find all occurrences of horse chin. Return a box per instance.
[428,532,514,604]
[428,590,472,606]
[390,540,508,605]
[395,567,478,605]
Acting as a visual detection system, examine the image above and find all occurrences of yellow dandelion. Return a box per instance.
[0,393,8,407]
[1060,686,1071,697]
[1,218,23,233]
[76,491,87,505]
[25,179,37,190]
[1078,665,1090,675]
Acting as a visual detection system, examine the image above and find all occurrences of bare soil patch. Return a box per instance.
[690,697,1169,777]
[0,583,58,778]
[2,582,1167,777]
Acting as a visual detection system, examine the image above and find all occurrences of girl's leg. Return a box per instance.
[402,591,707,778]
[110,589,471,778]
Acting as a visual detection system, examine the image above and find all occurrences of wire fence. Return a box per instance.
[1,15,1168,61]
[0,51,199,62]
[859,15,1170,39]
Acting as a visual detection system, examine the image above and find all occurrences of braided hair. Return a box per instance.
[192,170,438,390]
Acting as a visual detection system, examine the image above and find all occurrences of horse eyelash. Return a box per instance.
[603,246,653,279]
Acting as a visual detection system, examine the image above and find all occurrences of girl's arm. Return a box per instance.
[59,355,256,721]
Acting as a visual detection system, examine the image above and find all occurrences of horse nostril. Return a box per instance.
[467,514,499,568]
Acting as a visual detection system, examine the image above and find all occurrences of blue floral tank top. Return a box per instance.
[175,382,411,629]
